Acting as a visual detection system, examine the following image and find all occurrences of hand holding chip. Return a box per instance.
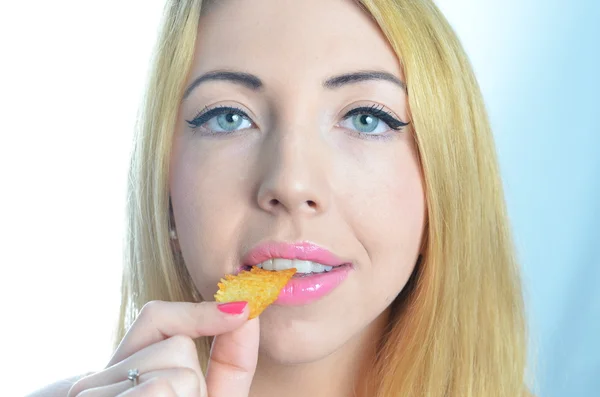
[215,267,297,318]
[66,269,294,396]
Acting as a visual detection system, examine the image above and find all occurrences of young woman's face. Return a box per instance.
[170,0,425,364]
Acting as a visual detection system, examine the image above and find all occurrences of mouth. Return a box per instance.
[236,240,351,275]
[237,259,351,278]
[235,241,354,305]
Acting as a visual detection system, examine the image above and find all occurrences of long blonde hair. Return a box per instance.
[115,1,531,396]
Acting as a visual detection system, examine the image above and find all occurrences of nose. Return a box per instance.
[256,131,330,217]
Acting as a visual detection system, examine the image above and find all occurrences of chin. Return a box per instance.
[256,309,350,365]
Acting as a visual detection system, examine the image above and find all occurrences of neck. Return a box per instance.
[250,308,390,397]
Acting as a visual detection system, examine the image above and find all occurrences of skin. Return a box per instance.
[29,1,426,396]
[169,0,426,396]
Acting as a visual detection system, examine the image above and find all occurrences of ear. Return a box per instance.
[168,195,180,249]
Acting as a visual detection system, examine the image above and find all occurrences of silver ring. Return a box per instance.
[127,368,140,387]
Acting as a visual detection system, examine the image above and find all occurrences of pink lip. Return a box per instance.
[241,241,348,268]
[275,265,351,305]
[239,240,353,305]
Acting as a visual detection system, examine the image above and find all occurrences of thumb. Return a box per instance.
[205,317,260,397]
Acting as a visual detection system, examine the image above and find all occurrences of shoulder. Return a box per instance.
[26,373,94,397]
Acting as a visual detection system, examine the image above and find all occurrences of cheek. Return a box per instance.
[364,169,425,248]
[169,139,250,300]
[343,141,425,297]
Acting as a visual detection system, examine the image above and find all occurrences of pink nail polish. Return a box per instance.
[217,301,247,315]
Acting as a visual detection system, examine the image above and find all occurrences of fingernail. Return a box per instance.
[217,301,247,315]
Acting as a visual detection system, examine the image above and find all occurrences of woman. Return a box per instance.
[34,0,532,396]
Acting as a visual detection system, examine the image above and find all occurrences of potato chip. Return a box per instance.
[214,267,296,319]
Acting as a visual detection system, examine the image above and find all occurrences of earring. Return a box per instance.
[169,228,177,240]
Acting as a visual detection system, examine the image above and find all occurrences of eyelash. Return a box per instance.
[342,104,409,131]
[185,105,249,130]
[185,104,409,136]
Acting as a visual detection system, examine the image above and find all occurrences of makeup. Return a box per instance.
[239,241,353,306]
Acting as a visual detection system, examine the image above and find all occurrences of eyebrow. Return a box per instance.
[182,69,406,100]
[182,70,263,100]
[323,70,406,91]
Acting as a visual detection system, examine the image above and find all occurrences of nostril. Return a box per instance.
[269,198,280,206]
[307,200,317,209]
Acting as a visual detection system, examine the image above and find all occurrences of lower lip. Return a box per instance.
[274,265,352,305]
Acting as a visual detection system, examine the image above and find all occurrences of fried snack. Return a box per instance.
[215,267,296,319]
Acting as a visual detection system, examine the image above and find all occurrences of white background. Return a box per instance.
[0,1,165,394]
[1,1,598,396]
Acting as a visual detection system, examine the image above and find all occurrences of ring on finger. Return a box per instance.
[127,368,140,387]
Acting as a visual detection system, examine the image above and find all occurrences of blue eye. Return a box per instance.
[186,106,253,133]
[338,105,408,136]
[213,113,248,131]
[349,113,381,133]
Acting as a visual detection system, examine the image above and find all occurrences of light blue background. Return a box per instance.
[4,1,595,396]
[439,1,600,396]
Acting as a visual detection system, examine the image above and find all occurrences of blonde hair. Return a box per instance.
[115,0,531,396]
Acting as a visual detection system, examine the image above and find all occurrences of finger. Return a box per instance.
[75,368,201,397]
[116,377,176,397]
[70,335,204,396]
[108,300,249,366]
[206,317,260,397]
[72,380,127,397]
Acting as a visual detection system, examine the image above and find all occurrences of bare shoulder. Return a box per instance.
[26,373,94,397]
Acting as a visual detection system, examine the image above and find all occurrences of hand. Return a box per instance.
[67,300,259,397]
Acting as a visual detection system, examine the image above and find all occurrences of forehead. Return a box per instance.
[193,0,403,80]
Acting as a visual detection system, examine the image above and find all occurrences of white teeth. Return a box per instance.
[256,259,270,269]
[293,259,314,273]
[258,258,334,273]
[273,258,293,271]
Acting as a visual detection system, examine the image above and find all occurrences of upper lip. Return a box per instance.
[241,240,350,268]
